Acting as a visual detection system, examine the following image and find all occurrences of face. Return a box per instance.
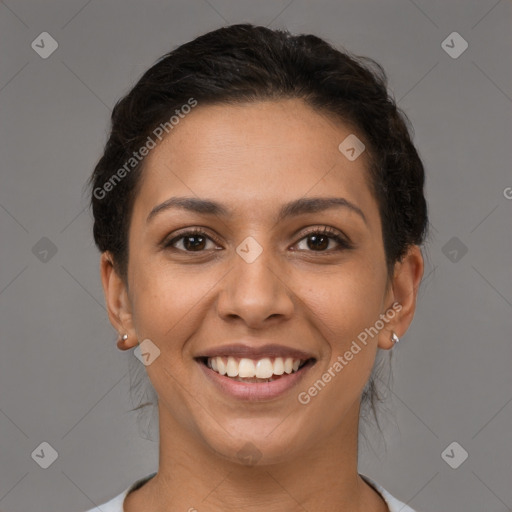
[102,98,422,465]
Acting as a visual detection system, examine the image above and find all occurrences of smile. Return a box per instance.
[197,356,316,401]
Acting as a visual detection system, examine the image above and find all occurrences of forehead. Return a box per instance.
[132,99,379,226]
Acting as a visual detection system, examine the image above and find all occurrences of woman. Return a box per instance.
[86,23,427,512]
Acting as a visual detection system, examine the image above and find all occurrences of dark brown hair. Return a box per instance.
[89,23,428,280]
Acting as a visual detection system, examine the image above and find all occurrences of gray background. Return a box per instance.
[0,1,511,511]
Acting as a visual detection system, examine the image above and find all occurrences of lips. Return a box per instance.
[196,343,315,361]
[195,343,316,400]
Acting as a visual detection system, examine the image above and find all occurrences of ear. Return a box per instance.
[378,245,424,350]
[100,252,138,351]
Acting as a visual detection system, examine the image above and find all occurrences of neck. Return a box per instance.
[125,402,388,512]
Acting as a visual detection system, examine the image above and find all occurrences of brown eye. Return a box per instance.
[295,227,352,252]
[306,233,330,251]
[182,234,207,251]
[164,229,219,252]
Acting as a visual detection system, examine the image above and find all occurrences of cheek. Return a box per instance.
[295,270,383,421]
[300,258,387,342]
[128,258,218,349]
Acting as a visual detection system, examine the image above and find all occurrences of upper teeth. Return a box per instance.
[207,356,304,378]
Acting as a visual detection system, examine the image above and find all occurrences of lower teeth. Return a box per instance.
[230,375,283,383]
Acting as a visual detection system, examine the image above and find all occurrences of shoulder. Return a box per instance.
[83,472,157,512]
[360,473,419,512]
[83,489,127,512]
[85,472,416,512]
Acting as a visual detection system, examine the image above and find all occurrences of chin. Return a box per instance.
[199,418,308,467]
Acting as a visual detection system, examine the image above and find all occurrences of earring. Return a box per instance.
[391,332,400,344]
[121,333,128,341]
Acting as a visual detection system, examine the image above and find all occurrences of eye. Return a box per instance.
[164,228,220,252]
[294,226,352,252]
[163,226,352,254]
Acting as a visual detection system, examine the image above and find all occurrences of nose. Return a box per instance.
[216,245,295,329]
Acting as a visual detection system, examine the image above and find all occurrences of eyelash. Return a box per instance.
[163,226,353,254]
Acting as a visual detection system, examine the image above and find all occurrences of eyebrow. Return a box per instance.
[147,196,367,225]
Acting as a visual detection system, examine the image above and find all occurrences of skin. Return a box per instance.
[100,98,424,512]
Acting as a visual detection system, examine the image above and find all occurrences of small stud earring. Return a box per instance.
[121,334,128,341]
[391,332,400,344]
